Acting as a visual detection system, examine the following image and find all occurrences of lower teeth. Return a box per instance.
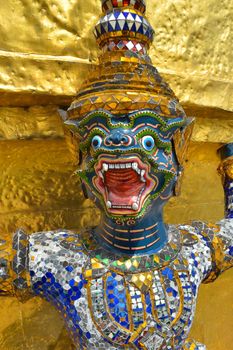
[105,189,145,212]
[106,202,140,211]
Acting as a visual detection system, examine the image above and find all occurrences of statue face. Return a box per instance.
[77,109,180,221]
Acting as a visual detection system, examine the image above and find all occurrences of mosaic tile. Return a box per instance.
[0,220,231,349]
[94,10,154,43]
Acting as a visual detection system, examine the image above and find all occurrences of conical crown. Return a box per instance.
[95,0,153,56]
[66,0,194,172]
[68,0,183,118]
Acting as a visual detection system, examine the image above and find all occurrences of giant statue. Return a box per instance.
[0,1,232,349]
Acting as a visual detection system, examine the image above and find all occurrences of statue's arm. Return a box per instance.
[187,219,232,285]
[0,229,32,301]
[0,227,82,302]
[214,143,233,275]
[194,145,233,283]
[215,219,233,271]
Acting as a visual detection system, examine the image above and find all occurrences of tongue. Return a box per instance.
[105,169,144,206]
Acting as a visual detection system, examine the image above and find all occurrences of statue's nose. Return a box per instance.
[105,131,130,146]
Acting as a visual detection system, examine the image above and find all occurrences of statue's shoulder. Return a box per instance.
[177,223,215,281]
[28,230,89,297]
[178,219,233,283]
[180,220,233,248]
[217,218,233,236]
[30,229,83,248]
[178,221,220,247]
[177,222,215,262]
[29,229,88,269]
[178,223,205,247]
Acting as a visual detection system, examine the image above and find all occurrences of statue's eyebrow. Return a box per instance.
[79,110,112,128]
[82,123,110,140]
[129,110,186,132]
[130,110,167,123]
[131,116,164,132]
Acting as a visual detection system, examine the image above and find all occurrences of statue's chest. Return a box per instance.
[77,264,197,349]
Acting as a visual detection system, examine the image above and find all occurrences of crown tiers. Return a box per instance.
[94,9,154,49]
[102,0,146,14]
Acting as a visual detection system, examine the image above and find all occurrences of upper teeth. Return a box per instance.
[100,161,147,186]
[101,162,146,180]
[107,163,130,170]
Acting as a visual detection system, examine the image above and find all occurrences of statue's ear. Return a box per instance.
[173,117,195,168]
[172,118,195,196]
[81,182,89,199]
[173,165,184,197]
[58,109,80,134]
[58,108,68,121]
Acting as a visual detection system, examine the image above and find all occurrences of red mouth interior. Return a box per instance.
[105,168,145,206]
[94,158,156,214]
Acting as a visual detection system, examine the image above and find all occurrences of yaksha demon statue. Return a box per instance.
[0,1,232,349]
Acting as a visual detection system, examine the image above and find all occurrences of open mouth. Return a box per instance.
[94,157,156,215]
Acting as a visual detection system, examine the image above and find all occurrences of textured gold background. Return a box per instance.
[0,0,232,349]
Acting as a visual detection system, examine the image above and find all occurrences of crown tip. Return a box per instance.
[102,0,146,14]
[95,0,154,51]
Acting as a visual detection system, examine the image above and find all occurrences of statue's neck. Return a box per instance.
[225,177,233,218]
[93,208,168,256]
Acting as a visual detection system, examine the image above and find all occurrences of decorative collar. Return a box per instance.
[80,225,181,275]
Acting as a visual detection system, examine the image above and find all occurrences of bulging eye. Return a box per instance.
[141,135,155,151]
[91,135,102,150]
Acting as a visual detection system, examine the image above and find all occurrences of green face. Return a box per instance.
[73,109,186,222]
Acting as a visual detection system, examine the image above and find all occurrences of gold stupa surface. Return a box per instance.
[0,0,232,349]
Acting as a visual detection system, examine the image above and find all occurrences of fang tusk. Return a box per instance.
[132,162,138,170]
[99,171,104,180]
[141,170,146,182]
[132,203,139,211]
[106,201,112,208]
[102,163,108,172]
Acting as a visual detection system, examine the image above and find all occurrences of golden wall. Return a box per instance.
[0,0,232,349]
